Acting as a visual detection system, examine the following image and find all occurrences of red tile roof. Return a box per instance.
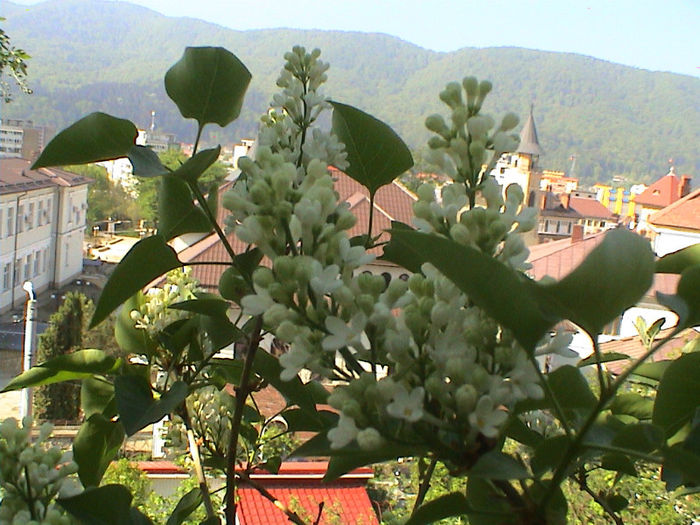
[635,172,688,209]
[239,462,377,525]
[649,188,700,232]
[599,327,698,375]
[568,196,615,220]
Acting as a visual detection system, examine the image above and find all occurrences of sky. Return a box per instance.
[8,0,700,78]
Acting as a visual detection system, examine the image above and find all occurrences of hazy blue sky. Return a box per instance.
[8,0,700,77]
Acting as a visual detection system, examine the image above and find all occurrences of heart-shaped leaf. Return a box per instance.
[159,175,212,241]
[115,376,188,436]
[32,112,137,169]
[165,47,251,128]
[330,101,413,196]
[128,145,169,177]
[73,414,125,487]
[91,235,182,327]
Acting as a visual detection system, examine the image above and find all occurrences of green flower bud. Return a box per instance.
[425,114,449,135]
[455,384,478,416]
[252,267,274,288]
[428,136,448,149]
[462,76,478,98]
[499,112,519,132]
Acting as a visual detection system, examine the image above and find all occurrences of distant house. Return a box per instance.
[635,167,691,234]
[566,190,617,235]
[0,159,91,314]
[647,188,700,256]
[537,192,582,242]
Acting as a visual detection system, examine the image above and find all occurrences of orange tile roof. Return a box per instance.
[239,461,377,525]
[635,173,685,209]
[599,327,698,375]
[0,157,91,194]
[649,188,700,232]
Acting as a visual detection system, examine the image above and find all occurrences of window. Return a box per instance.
[33,251,40,276]
[42,248,48,273]
[46,198,52,224]
[18,205,24,233]
[37,201,43,226]
[68,197,73,224]
[7,207,13,236]
[24,254,32,280]
[28,203,34,229]
[64,243,70,267]
[2,263,10,290]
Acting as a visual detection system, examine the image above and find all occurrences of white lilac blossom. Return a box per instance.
[223,56,557,468]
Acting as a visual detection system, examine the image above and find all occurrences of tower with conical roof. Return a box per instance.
[515,104,543,172]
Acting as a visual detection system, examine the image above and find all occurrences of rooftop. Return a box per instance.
[649,188,700,232]
[635,168,691,209]
[0,158,91,195]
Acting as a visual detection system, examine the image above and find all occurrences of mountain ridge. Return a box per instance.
[2,0,698,185]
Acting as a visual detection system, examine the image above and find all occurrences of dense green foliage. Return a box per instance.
[33,292,85,422]
[3,0,698,185]
[0,15,31,102]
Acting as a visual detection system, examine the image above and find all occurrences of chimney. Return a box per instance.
[679,175,691,198]
[571,224,584,243]
[560,193,570,209]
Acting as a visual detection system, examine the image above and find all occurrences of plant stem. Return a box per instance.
[23,465,37,520]
[591,338,608,396]
[187,428,216,519]
[574,471,624,525]
[531,355,573,438]
[411,455,438,515]
[538,327,683,511]
[224,316,263,525]
[365,192,376,249]
[193,124,204,156]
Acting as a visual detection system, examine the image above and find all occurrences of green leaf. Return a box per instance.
[165,47,251,128]
[547,365,597,411]
[330,101,413,195]
[542,229,655,337]
[115,293,157,356]
[128,145,169,177]
[610,393,653,420]
[577,352,630,368]
[383,229,555,350]
[281,408,338,432]
[169,297,230,318]
[218,267,251,304]
[58,484,134,525]
[172,147,220,184]
[324,442,426,482]
[503,417,544,448]
[611,423,665,453]
[32,112,137,169]
[208,358,244,385]
[600,453,637,476]
[166,488,203,525]
[404,493,471,525]
[159,175,212,241]
[676,265,700,327]
[73,414,125,487]
[81,377,116,419]
[656,244,700,274]
[469,451,530,480]
[465,477,518,525]
[91,236,182,327]
[1,349,119,392]
[115,376,188,436]
[653,352,700,437]
[630,361,671,383]
[532,435,571,477]
[662,444,700,490]
[253,350,317,415]
[606,494,629,513]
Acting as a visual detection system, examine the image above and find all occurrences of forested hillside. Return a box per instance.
[2,0,698,184]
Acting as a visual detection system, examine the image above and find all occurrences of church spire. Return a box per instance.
[517,104,543,157]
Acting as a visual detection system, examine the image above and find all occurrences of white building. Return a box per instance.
[0,119,54,159]
[647,188,700,257]
[0,158,90,313]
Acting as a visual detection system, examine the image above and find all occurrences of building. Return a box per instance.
[0,159,91,313]
[635,167,691,234]
[540,170,578,194]
[647,187,700,256]
[0,119,54,159]
[566,190,617,235]
[491,105,544,206]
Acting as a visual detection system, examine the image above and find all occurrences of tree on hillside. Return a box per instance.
[32,292,85,422]
[0,18,31,102]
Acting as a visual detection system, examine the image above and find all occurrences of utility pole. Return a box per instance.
[20,281,37,421]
